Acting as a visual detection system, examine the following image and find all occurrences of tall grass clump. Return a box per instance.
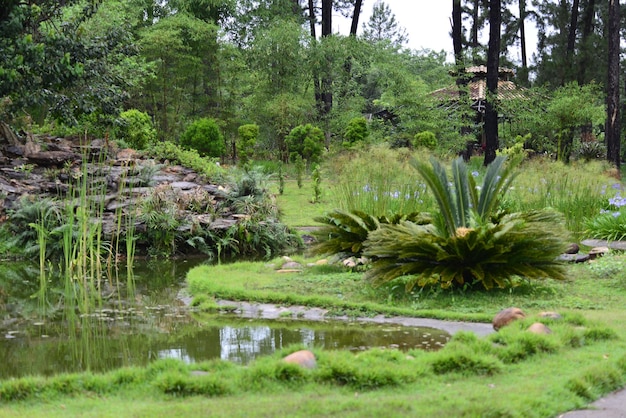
[505,158,614,237]
[329,146,435,217]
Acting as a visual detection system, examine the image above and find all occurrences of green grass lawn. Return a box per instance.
[274,179,334,227]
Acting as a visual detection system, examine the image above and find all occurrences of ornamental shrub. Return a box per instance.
[237,124,259,166]
[414,131,437,150]
[343,117,368,147]
[180,118,225,158]
[286,124,324,164]
[118,109,156,150]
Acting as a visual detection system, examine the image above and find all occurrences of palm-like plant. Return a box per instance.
[309,209,430,261]
[413,155,518,237]
[364,156,569,290]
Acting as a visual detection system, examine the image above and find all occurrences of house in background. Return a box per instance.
[432,66,526,154]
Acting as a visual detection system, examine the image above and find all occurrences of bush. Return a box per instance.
[237,124,259,166]
[118,109,156,150]
[180,118,225,158]
[343,117,368,147]
[414,131,437,150]
[286,124,324,164]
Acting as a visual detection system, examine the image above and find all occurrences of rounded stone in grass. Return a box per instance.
[493,307,526,331]
[283,350,317,369]
[527,322,552,334]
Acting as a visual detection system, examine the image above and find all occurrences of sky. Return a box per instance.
[336,1,454,56]
[336,1,538,64]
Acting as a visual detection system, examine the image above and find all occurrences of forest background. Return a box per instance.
[0,0,624,170]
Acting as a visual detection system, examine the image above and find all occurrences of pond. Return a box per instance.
[0,259,451,379]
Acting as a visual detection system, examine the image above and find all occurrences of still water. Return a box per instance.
[0,260,450,379]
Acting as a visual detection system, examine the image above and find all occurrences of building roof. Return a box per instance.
[432,67,526,103]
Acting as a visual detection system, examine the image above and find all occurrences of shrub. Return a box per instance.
[414,131,437,150]
[343,117,368,147]
[118,109,156,150]
[286,124,324,164]
[180,118,225,158]
[237,124,259,166]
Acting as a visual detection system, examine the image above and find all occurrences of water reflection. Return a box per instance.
[0,260,451,379]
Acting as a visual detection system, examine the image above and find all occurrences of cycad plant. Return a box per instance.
[309,209,431,261]
[364,156,569,290]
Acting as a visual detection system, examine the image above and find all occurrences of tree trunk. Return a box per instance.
[320,0,333,116]
[308,0,323,111]
[350,0,363,36]
[453,0,464,67]
[562,0,580,85]
[484,0,501,166]
[566,0,580,57]
[518,0,529,85]
[607,0,621,172]
[308,0,316,38]
[577,0,596,84]
[322,0,332,37]
[471,0,480,47]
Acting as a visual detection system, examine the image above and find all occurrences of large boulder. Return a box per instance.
[493,307,526,331]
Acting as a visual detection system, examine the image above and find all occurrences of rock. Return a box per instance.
[588,246,609,260]
[283,350,316,369]
[565,243,580,254]
[493,307,525,331]
[281,261,302,269]
[527,322,552,334]
[538,311,562,320]
[557,253,590,263]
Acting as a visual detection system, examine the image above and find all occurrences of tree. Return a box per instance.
[484,0,501,166]
[286,124,325,164]
[606,0,620,172]
[139,13,219,139]
[361,1,408,49]
[546,82,605,164]
[0,1,139,135]
[180,117,225,157]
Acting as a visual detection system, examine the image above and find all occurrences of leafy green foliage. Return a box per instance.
[294,154,305,189]
[4,196,63,258]
[311,164,322,204]
[413,131,437,150]
[237,124,259,166]
[546,83,605,164]
[343,117,368,147]
[364,210,569,290]
[584,213,626,241]
[118,109,156,150]
[310,209,430,262]
[412,155,519,238]
[180,118,225,158]
[286,124,324,164]
[146,141,224,180]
